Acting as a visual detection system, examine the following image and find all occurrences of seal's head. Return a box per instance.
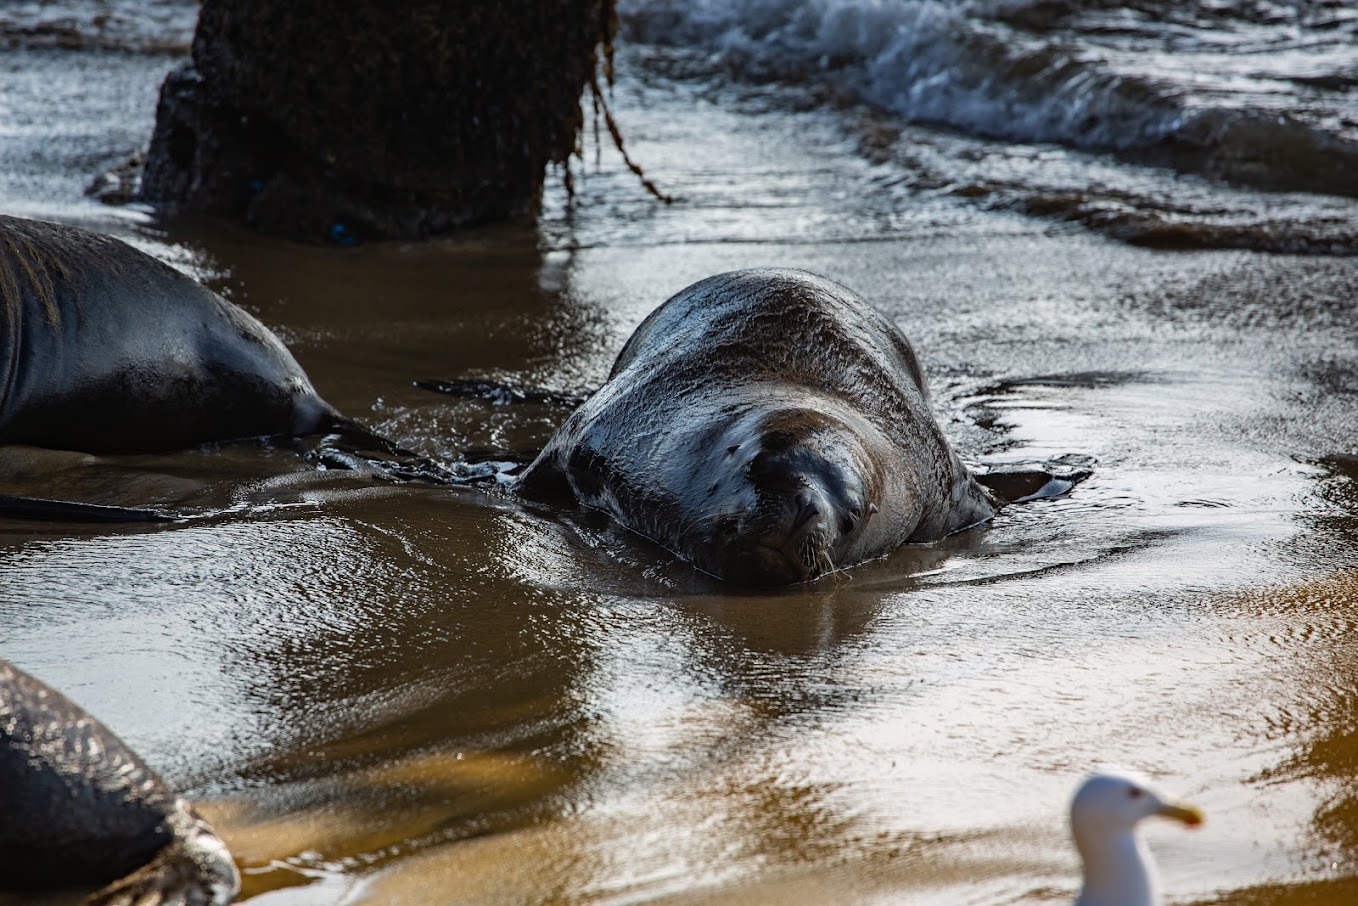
[678,406,889,585]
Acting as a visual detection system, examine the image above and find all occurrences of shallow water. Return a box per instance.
[3,2,1358,904]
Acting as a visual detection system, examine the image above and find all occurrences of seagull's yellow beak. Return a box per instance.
[1157,801,1204,828]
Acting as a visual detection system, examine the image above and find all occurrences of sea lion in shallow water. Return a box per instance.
[0,214,342,454]
[515,268,1017,585]
[0,659,238,905]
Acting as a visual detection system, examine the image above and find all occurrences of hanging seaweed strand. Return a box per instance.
[568,0,672,205]
[588,72,673,204]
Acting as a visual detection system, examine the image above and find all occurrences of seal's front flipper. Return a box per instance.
[0,494,176,523]
[86,802,239,906]
[416,378,591,408]
[976,466,1092,503]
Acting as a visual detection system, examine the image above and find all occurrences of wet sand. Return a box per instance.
[3,20,1358,906]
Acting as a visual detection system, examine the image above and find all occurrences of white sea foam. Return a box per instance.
[619,1,1178,148]
[618,0,1358,171]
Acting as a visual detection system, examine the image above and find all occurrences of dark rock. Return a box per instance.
[141,0,614,243]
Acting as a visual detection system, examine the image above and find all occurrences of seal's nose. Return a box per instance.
[786,490,825,549]
[705,487,830,586]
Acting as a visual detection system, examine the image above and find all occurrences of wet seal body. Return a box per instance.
[516,268,1004,585]
[0,214,339,454]
[0,659,239,905]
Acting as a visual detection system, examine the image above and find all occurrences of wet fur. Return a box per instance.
[0,227,76,329]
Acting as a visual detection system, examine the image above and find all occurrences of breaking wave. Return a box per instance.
[620,0,1358,200]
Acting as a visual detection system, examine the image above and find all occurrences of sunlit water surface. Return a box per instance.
[2,4,1358,905]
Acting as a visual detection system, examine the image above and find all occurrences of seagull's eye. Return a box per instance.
[1127,787,1144,799]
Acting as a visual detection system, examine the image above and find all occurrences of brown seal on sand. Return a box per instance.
[515,268,1034,585]
[0,658,239,905]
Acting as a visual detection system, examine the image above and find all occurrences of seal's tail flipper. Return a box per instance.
[315,413,412,458]
[306,444,521,486]
[314,401,545,488]
[976,466,1093,503]
[416,377,592,408]
[85,802,239,906]
[306,418,521,488]
[0,494,176,523]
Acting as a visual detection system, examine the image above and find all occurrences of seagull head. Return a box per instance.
[1070,772,1203,906]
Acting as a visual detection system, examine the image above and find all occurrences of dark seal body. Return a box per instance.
[0,214,339,453]
[516,268,999,585]
[0,659,238,904]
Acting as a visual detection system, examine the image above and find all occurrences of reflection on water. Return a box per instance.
[4,5,1358,905]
